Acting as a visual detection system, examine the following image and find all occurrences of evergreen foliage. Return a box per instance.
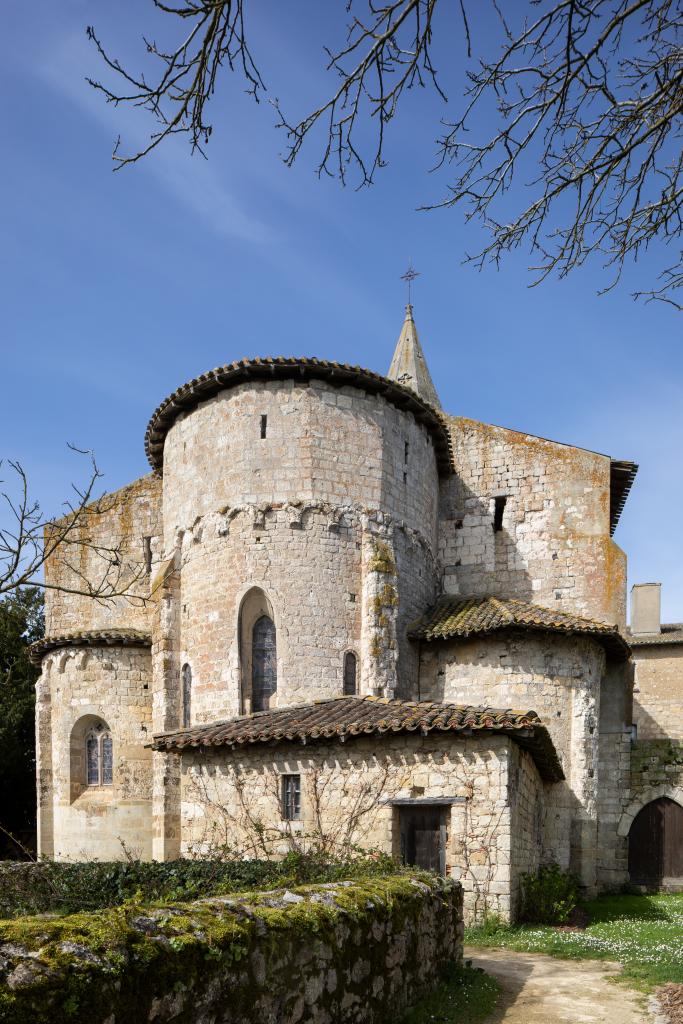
[0,588,43,857]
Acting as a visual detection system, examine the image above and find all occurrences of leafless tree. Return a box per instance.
[88,1,682,306]
[0,447,146,602]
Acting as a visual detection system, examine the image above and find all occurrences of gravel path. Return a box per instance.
[465,946,653,1023]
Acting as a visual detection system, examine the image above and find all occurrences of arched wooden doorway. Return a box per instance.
[628,798,683,885]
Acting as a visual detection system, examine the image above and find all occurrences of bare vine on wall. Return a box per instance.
[184,754,408,860]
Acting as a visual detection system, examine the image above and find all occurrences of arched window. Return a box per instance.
[181,663,192,728]
[85,723,113,787]
[343,651,357,696]
[252,615,277,712]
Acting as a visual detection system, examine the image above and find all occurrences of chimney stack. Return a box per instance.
[630,583,661,635]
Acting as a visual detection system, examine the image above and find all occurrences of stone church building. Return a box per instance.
[32,306,683,919]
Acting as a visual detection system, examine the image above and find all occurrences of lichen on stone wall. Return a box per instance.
[0,875,463,1024]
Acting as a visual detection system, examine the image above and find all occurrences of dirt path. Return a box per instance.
[465,946,653,1024]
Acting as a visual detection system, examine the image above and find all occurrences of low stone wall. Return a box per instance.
[0,875,462,1024]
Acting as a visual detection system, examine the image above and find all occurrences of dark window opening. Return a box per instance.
[142,536,152,574]
[252,615,277,712]
[403,471,408,485]
[343,651,357,696]
[282,774,301,820]
[181,663,192,728]
[404,441,409,462]
[493,496,507,532]
[260,415,267,439]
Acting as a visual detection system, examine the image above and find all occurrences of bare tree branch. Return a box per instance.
[0,449,147,603]
[88,0,682,304]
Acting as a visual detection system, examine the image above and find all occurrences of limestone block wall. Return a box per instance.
[509,743,545,911]
[156,378,441,724]
[177,732,544,921]
[37,645,153,861]
[440,417,626,628]
[596,661,634,889]
[44,473,163,635]
[418,631,605,888]
[632,646,683,740]
[161,379,439,549]
[0,876,463,1024]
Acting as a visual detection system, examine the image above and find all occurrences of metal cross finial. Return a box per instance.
[400,263,420,304]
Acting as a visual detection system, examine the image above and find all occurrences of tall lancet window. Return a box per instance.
[252,615,277,712]
[181,663,192,728]
[343,652,357,696]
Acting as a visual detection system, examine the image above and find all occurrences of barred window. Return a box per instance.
[85,725,113,787]
[182,663,192,728]
[343,651,357,696]
[282,774,301,821]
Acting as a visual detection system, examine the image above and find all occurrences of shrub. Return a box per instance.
[0,851,401,919]
[519,862,580,925]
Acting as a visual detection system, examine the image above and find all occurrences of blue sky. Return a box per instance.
[2,0,682,622]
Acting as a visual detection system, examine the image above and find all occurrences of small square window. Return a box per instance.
[282,774,301,821]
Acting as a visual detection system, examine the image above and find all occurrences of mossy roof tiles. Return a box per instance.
[144,357,453,475]
[627,623,683,647]
[409,595,630,661]
[30,628,151,665]
[152,694,564,782]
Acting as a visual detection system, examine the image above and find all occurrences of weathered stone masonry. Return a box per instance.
[34,306,662,912]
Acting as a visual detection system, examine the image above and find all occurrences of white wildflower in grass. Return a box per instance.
[465,892,683,991]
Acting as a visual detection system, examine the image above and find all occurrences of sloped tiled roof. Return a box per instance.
[144,357,452,475]
[627,623,683,648]
[30,628,151,666]
[409,596,630,661]
[152,695,564,782]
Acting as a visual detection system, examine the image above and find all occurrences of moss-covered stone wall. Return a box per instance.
[0,875,463,1024]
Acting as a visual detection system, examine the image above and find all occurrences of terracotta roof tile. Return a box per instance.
[144,357,452,475]
[627,623,683,647]
[30,629,151,666]
[152,695,564,782]
[408,595,630,661]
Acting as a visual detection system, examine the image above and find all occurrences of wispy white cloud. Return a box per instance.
[35,29,273,245]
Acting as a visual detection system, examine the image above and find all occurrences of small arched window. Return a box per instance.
[182,663,192,728]
[343,651,357,696]
[252,615,277,712]
[85,724,113,787]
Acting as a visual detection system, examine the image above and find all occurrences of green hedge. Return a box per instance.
[0,852,400,919]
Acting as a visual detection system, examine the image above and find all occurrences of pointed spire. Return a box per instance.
[387,304,441,409]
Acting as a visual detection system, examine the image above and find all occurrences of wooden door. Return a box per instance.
[628,798,683,883]
[399,806,445,874]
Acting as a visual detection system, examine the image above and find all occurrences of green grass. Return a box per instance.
[401,966,500,1023]
[466,892,683,991]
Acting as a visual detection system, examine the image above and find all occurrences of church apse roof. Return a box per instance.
[409,595,630,661]
[30,628,151,665]
[152,695,563,782]
[144,357,452,474]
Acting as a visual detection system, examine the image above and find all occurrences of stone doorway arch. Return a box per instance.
[618,787,683,887]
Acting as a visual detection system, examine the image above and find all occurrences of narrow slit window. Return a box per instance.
[404,441,409,462]
[181,663,192,728]
[343,651,357,696]
[282,774,301,820]
[142,536,152,574]
[493,496,507,532]
[260,415,267,439]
